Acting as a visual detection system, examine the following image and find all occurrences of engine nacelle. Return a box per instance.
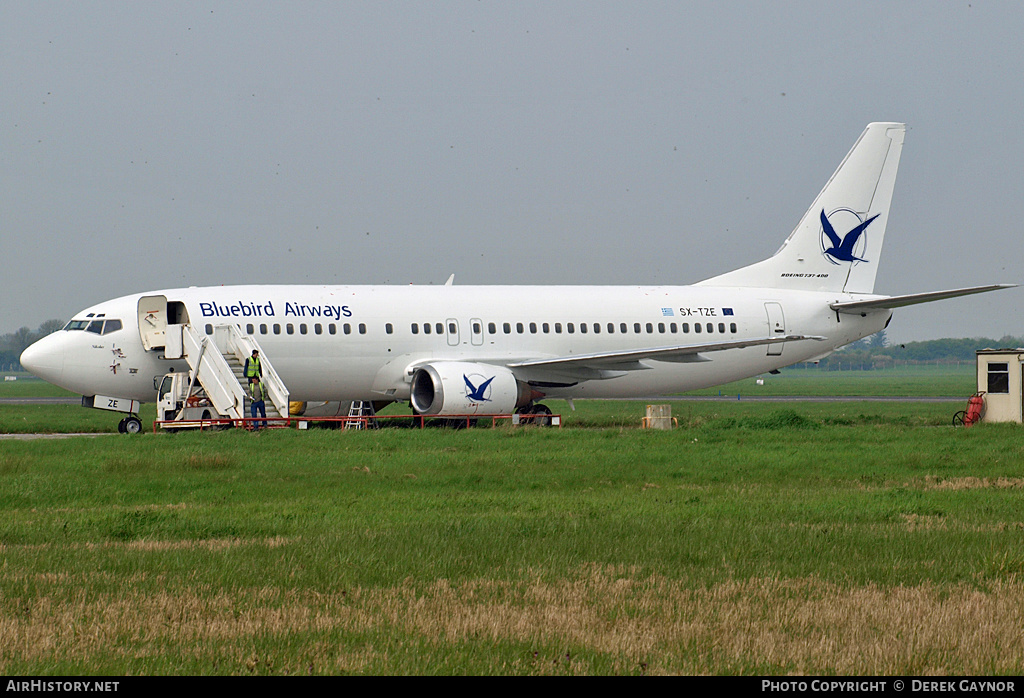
[410,362,534,416]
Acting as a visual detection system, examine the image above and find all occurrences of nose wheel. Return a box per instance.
[118,416,143,434]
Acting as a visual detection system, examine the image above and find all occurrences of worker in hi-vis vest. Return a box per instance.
[250,376,267,430]
[244,350,262,385]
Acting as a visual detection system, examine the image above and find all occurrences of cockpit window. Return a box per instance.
[63,320,89,331]
[101,319,123,335]
[86,320,104,334]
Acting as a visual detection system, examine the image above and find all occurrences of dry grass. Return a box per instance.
[921,477,1024,491]
[3,564,1022,674]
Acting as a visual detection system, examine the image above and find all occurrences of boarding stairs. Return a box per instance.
[343,400,377,430]
[165,323,290,424]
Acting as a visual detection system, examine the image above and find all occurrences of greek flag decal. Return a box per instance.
[661,308,674,317]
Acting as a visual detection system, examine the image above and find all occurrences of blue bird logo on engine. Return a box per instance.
[463,374,495,402]
[820,209,878,265]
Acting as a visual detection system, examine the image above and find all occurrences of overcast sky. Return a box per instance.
[2,1,1021,343]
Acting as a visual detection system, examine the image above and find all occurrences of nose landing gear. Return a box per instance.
[118,415,143,434]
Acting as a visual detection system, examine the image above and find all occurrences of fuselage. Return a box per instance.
[20,283,890,405]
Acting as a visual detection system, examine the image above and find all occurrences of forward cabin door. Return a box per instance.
[765,302,785,356]
[138,295,168,351]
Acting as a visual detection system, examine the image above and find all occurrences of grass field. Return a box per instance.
[2,366,1022,675]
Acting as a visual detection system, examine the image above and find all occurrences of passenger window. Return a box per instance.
[329,324,336,335]
[359,324,367,334]
[670,323,677,333]
[423,323,431,335]
[386,323,393,334]
[706,323,713,333]
[646,323,653,333]
[730,323,737,333]
[315,324,323,335]
[542,323,550,333]
[260,324,268,334]
[529,322,537,334]
[435,323,443,334]
[503,323,511,334]
[488,322,496,334]
[607,323,615,334]
[246,324,255,334]
[207,324,215,335]
[287,324,294,335]
[517,323,524,334]
[619,323,627,334]
[683,323,690,333]
[658,323,665,333]
[344,324,351,335]
[593,323,600,334]
[555,323,562,333]
[102,319,123,335]
[567,323,575,334]
[300,324,307,335]
[634,323,641,334]
[448,322,456,334]
[718,323,726,333]
[694,323,701,334]
[473,322,481,334]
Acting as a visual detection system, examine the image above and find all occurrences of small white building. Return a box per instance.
[976,349,1024,423]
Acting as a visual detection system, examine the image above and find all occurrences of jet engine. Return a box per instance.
[410,362,535,416]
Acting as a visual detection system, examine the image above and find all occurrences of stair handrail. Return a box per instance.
[211,324,290,416]
[180,324,245,418]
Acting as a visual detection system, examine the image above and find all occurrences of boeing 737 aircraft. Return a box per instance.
[20,123,1014,431]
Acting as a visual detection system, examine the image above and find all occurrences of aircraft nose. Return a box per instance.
[20,333,65,385]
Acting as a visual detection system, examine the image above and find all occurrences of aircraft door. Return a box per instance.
[765,302,785,356]
[138,295,168,351]
[446,318,460,346]
[470,318,484,346]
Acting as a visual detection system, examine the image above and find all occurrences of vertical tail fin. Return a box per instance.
[697,122,905,293]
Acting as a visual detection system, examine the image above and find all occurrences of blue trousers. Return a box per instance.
[251,400,267,429]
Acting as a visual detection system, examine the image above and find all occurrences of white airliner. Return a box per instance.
[20,123,1014,429]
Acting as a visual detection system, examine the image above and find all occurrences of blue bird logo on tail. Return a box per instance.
[820,209,878,265]
[464,374,495,402]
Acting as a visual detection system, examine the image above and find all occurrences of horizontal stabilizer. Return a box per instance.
[830,284,1016,313]
[508,334,825,372]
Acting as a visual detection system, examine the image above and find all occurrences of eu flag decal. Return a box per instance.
[722,308,734,316]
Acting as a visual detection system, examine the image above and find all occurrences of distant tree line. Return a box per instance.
[803,330,1024,371]
[0,320,64,371]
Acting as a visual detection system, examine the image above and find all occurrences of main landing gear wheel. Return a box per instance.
[517,403,553,426]
[118,416,143,434]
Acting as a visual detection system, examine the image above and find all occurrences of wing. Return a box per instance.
[507,334,825,375]
[837,213,879,256]
[820,210,842,248]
